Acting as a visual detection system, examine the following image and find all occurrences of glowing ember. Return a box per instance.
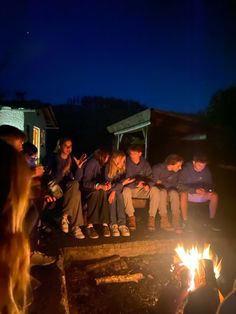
[174,244,222,291]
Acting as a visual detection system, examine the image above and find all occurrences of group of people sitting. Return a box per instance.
[0,123,221,313]
[46,136,220,239]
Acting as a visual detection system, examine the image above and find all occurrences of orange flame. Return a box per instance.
[174,244,222,291]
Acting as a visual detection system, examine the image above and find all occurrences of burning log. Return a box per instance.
[84,255,121,272]
[95,273,144,285]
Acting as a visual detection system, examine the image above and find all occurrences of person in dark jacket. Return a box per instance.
[178,154,220,231]
[152,154,183,232]
[82,149,111,239]
[105,151,134,237]
[217,278,236,314]
[122,145,160,232]
[47,137,86,239]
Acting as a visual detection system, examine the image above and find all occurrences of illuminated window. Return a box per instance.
[33,126,40,162]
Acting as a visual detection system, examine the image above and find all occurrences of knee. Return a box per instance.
[123,187,131,197]
[210,191,218,201]
[168,190,179,200]
[150,186,160,196]
[160,189,167,198]
[67,180,79,190]
[180,191,188,200]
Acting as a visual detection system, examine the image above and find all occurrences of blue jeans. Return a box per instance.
[109,192,126,225]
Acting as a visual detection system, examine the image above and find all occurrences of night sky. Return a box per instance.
[0,0,236,113]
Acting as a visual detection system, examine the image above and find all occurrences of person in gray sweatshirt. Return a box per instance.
[152,154,183,232]
[122,145,160,232]
[178,154,220,231]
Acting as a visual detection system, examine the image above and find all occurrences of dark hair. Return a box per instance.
[23,142,38,156]
[59,136,72,146]
[94,149,110,166]
[193,154,208,163]
[0,124,26,141]
[165,154,183,165]
[128,144,143,153]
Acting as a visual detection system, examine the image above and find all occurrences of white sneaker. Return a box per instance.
[61,216,69,233]
[111,224,120,237]
[30,251,56,266]
[73,226,85,239]
[118,225,130,237]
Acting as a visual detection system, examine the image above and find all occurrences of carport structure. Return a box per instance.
[107,108,207,163]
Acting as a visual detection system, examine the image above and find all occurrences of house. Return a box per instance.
[107,108,209,164]
[0,103,59,160]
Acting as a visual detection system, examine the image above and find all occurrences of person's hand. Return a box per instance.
[33,165,44,177]
[136,181,145,188]
[122,177,135,186]
[73,154,87,168]
[156,180,162,185]
[95,182,111,191]
[104,182,112,191]
[195,188,206,195]
[108,191,116,204]
[44,194,56,203]
[143,184,150,192]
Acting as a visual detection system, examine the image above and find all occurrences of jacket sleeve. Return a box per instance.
[144,161,155,187]
[82,160,98,191]
[178,168,196,193]
[152,164,162,184]
[46,154,64,183]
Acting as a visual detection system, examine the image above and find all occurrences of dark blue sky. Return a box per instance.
[0,0,235,112]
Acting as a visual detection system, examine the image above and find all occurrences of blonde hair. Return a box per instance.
[0,140,32,314]
[107,151,126,179]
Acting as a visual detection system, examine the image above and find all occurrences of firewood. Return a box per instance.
[85,255,121,272]
[95,273,144,285]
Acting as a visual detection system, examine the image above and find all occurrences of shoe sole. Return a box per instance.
[112,233,120,237]
[89,235,99,239]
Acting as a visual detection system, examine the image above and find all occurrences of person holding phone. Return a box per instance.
[178,154,220,232]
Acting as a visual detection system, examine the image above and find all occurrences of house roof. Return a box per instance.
[0,101,59,129]
[107,108,201,136]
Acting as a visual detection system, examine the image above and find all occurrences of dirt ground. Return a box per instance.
[65,245,236,314]
[66,254,174,314]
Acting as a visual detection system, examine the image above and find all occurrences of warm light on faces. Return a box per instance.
[114,156,126,169]
[60,141,72,155]
[168,161,183,172]
[129,150,142,164]
[193,161,207,172]
[11,138,24,152]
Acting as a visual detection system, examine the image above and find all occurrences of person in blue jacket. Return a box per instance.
[122,145,160,232]
[178,154,220,231]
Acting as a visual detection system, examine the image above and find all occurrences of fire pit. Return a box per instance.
[61,239,227,313]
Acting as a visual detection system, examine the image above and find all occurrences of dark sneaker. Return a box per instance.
[87,226,99,239]
[30,251,56,267]
[73,226,85,239]
[209,220,221,232]
[103,225,111,237]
